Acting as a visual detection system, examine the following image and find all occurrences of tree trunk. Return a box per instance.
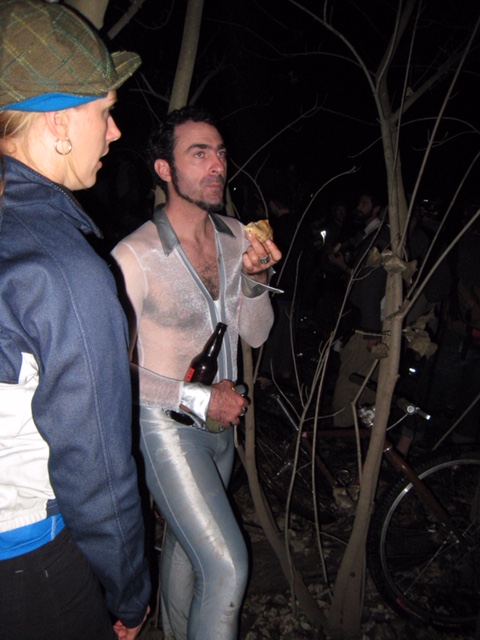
[169,0,205,112]
[154,0,205,205]
[107,0,147,41]
[64,0,109,29]
[328,283,404,638]
[238,341,327,632]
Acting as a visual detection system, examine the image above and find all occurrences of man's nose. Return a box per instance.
[210,156,226,174]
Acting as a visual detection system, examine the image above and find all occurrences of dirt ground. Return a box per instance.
[137,358,478,640]
[137,473,476,640]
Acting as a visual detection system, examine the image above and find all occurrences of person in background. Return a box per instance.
[259,196,302,383]
[317,201,349,255]
[329,191,389,427]
[0,2,150,639]
[311,200,352,338]
[395,196,453,456]
[112,106,281,640]
[410,209,480,447]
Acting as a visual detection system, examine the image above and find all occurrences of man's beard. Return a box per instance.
[170,164,225,213]
[353,209,371,226]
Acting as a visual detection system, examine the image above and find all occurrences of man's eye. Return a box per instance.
[218,150,227,159]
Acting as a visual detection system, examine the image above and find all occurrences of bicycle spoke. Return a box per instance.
[368,447,480,628]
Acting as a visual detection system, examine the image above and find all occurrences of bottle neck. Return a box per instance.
[204,323,227,359]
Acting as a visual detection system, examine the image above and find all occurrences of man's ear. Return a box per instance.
[154,159,172,183]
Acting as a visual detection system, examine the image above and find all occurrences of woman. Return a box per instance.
[0,2,150,639]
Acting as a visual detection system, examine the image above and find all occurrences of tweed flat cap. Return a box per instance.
[0,0,141,110]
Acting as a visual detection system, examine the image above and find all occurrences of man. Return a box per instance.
[112,106,281,640]
[329,191,389,427]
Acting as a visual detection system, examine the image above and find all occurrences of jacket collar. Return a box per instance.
[1,155,102,238]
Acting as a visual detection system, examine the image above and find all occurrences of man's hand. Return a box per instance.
[328,249,349,273]
[243,233,282,283]
[366,337,381,352]
[113,606,150,640]
[209,379,250,427]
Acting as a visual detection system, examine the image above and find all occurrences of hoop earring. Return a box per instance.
[54,138,72,156]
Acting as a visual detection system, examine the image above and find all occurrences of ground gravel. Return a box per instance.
[139,474,476,639]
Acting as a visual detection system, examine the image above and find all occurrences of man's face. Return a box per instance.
[333,204,347,225]
[353,194,374,225]
[169,120,227,213]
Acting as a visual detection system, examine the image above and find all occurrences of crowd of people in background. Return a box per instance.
[255,184,480,454]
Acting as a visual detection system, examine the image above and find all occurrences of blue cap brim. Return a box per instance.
[0,93,106,112]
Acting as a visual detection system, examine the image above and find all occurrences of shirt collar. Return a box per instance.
[363,216,382,237]
[153,205,236,256]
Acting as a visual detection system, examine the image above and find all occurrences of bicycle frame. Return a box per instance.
[274,394,470,550]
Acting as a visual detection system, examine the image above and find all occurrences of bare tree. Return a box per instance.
[280,1,480,636]
[64,0,110,29]
[152,0,205,205]
[63,0,146,41]
[168,0,205,111]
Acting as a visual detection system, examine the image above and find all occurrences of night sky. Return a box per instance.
[81,0,480,246]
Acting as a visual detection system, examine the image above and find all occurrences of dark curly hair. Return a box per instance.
[360,191,386,212]
[145,105,218,191]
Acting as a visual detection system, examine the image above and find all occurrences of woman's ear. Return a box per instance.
[154,158,171,183]
[43,110,68,140]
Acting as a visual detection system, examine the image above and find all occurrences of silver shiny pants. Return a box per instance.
[140,406,248,640]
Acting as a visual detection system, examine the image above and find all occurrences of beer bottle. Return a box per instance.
[169,322,228,430]
[185,322,227,384]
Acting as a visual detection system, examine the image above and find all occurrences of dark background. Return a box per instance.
[78,0,480,249]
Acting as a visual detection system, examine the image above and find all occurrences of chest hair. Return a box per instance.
[182,239,220,300]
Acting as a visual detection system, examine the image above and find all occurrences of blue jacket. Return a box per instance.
[0,156,150,627]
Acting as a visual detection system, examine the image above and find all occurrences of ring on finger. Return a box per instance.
[259,255,271,266]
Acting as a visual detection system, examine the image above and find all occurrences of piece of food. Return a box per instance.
[244,219,274,243]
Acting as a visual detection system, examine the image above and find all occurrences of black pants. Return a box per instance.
[0,528,115,640]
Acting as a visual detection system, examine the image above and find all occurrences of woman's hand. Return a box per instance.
[113,606,150,640]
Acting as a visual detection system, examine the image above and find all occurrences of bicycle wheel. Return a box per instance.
[367,446,480,629]
[253,393,337,522]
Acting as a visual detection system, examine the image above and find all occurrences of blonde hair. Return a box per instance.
[0,108,84,195]
[0,110,44,198]
[0,110,42,154]
[1,100,107,194]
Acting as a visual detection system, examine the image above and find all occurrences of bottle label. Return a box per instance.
[184,367,195,382]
